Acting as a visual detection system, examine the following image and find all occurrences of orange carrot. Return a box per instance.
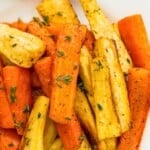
[56,114,83,150]
[34,56,52,97]
[30,69,41,88]
[3,66,32,135]
[0,59,14,128]
[27,20,56,56]
[46,23,65,40]
[49,24,87,124]
[8,19,27,31]
[0,128,21,150]
[0,76,14,129]
[118,14,150,69]
[118,67,150,150]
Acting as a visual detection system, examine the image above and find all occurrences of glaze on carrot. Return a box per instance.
[0,60,14,128]
[0,128,21,150]
[3,66,32,135]
[34,56,52,97]
[118,67,150,150]
[118,14,150,69]
[56,114,83,150]
[49,24,87,124]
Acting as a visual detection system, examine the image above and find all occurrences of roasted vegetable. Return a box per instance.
[96,38,131,132]
[20,96,49,150]
[37,0,79,24]
[0,24,45,68]
[79,0,133,74]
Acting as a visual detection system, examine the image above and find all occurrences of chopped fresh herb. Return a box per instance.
[8,142,14,147]
[56,11,62,16]
[38,21,45,27]
[37,112,41,118]
[94,60,103,71]
[73,63,78,70]
[15,121,24,128]
[126,58,130,64]
[57,50,65,57]
[97,103,102,110]
[78,134,85,141]
[65,35,72,41]
[56,75,72,85]
[55,82,62,88]
[23,105,30,113]
[25,137,31,146]
[65,117,72,120]
[62,75,72,84]
[43,16,49,24]
[10,86,17,103]
[9,35,14,39]
[33,17,39,22]
[11,43,17,47]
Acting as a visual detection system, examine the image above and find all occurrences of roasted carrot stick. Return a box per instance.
[55,114,83,150]
[118,67,150,150]
[118,14,150,69]
[0,75,14,129]
[0,128,21,150]
[34,56,52,97]
[8,19,28,31]
[0,59,14,128]
[49,24,87,124]
[27,20,56,56]
[3,66,32,135]
[46,23,65,40]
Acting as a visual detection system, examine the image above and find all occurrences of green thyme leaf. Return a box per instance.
[57,50,65,57]
[78,134,85,141]
[97,103,102,110]
[56,75,72,85]
[37,112,41,119]
[23,105,30,113]
[11,43,17,47]
[65,117,72,120]
[43,15,49,24]
[65,35,72,42]
[10,86,17,103]
[94,60,103,71]
[56,11,62,16]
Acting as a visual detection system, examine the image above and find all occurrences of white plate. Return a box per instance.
[0,0,150,149]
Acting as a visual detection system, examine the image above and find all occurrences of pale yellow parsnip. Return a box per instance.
[20,96,49,150]
[79,0,132,74]
[0,24,45,68]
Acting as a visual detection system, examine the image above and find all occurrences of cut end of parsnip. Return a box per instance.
[0,23,46,68]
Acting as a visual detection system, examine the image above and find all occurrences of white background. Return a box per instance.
[0,0,150,149]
